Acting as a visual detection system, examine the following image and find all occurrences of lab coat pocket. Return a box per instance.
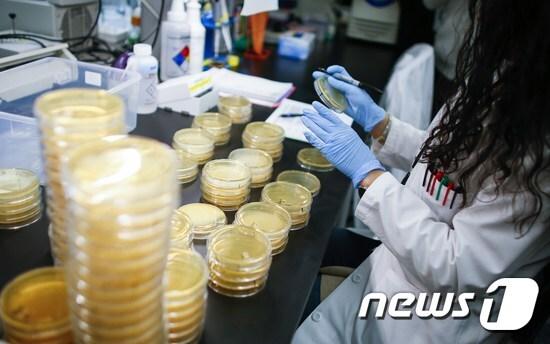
[419,166,464,224]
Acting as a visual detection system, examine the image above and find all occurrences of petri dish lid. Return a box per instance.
[228,148,273,171]
[234,202,291,238]
[0,267,69,331]
[219,95,251,110]
[173,128,215,149]
[192,113,232,132]
[34,88,125,127]
[313,77,347,113]
[202,159,251,188]
[242,122,284,143]
[261,181,312,210]
[165,249,208,300]
[177,203,226,232]
[176,155,199,173]
[64,135,177,201]
[297,148,334,172]
[172,209,193,244]
[208,225,272,268]
[276,170,321,197]
[0,169,39,200]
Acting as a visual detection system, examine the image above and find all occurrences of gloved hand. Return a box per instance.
[312,65,386,133]
[302,102,385,188]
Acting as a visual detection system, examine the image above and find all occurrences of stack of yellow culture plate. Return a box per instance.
[0,267,73,343]
[207,225,272,297]
[192,112,232,146]
[175,155,199,185]
[261,181,313,230]
[228,148,273,188]
[164,249,208,344]
[34,89,126,265]
[218,95,252,124]
[297,148,334,172]
[242,122,285,162]
[277,170,321,197]
[177,203,227,241]
[201,159,251,211]
[171,209,193,249]
[172,128,215,165]
[0,168,42,230]
[62,136,178,343]
[234,202,291,255]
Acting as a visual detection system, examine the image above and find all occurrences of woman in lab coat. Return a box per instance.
[293,1,550,343]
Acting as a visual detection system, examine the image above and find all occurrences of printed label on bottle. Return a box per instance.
[167,34,191,77]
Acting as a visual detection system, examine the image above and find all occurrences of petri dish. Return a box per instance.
[177,203,227,241]
[297,148,334,172]
[0,169,39,200]
[261,181,313,230]
[171,210,193,248]
[218,96,252,124]
[165,249,208,303]
[228,148,273,188]
[0,267,71,341]
[201,159,251,189]
[234,202,291,256]
[277,170,321,197]
[176,156,199,184]
[192,112,232,146]
[173,128,215,164]
[313,77,347,113]
[242,122,284,144]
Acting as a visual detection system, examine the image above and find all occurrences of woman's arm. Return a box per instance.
[370,116,427,171]
[355,172,550,292]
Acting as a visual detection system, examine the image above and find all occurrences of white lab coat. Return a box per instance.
[293,113,550,343]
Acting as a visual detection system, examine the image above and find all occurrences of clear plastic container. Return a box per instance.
[0,267,73,344]
[207,225,272,297]
[192,112,232,146]
[218,96,252,124]
[261,181,313,230]
[201,159,251,211]
[234,202,291,255]
[242,122,285,162]
[277,170,321,197]
[0,57,141,183]
[177,203,227,241]
[63,135,178,343]
[173,128,215,165]
[297,147,334,172]
[228,148,273,188]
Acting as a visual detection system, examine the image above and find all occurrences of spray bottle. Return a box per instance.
[187,0,206,74]
[160,0,191,80]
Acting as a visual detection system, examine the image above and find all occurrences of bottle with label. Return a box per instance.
[127,44,159,114]
[160,0,191,81]
[188,0,206,75]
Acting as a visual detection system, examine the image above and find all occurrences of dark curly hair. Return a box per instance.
[420,0,550,231]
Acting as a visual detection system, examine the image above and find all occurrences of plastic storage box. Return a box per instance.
[0,57,141,183]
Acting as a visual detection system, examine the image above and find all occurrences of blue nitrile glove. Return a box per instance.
[302,102,385,188]
[312,65,386,133]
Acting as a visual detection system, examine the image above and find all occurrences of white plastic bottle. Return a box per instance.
[187,0,206,75]
[127,44,159,114]
[160,0,191,81]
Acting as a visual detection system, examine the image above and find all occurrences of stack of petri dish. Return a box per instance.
[0,267,73,343]
[164,249,208,344]
[176,155,199,185]
[234,202,291,255]
[297,147,334,172]
[171,208,193,249]
[261,181,313,230]
[0,168,42,230]
[62,136,178,343]
[192,112,232,146]
[173,128,215,165]
[228,148,273,188]
[277,170,321,197]
[34,89,126,265]
[207,225,272,297]
[242,122,285,162]
[218,95,252,124]
[177,203,227,241]
[313,77,347,113]
[201,159,251,211]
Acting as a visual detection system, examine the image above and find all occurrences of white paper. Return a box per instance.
[211,68,294,107]
[241,0,278,16]
[266,98,353,142]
